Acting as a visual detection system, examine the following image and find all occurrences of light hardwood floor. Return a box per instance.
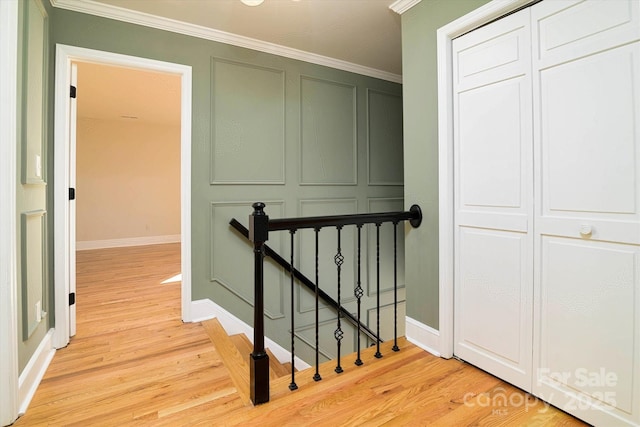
[13,244,586,426]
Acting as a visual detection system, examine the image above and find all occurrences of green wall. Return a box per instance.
[49,8,404,361]
[402,0,490,329]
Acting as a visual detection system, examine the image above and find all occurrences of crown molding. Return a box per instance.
[50,0,402,83]
[389,0,422,15]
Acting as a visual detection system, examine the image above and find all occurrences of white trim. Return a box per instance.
[76,234,181,251]
[54,44,193,349]
[0,1,20,424]
[190,299,312,371]
[49,0,402,84]
[190,298,219,323]
[405,316,442,358]
[18,329,55,416]
[436,0,536,359]
[389,0,422,15]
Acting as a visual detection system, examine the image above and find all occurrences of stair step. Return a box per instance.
[266,349,292,379]
[229,334,253,364]
[204,319,408,408]
[229,333,294,380]
[201,318,251,406]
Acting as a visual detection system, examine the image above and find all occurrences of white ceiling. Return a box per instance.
[85,0,403,77]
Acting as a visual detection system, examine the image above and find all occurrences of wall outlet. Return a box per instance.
[35,301,42,322]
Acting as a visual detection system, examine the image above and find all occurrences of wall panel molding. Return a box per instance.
[367,89,403,186]
[209,200,285,319]
[299,76,357,185]
[20,209,47,340]
[19,0,48,185]
[210,58,285,185]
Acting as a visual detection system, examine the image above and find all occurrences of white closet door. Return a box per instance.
[452,9,534,391]
[531,1,640,425]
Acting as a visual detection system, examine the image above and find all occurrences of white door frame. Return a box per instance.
[436,0,535,358]
[53,44,193,349]
[0,0,20,424]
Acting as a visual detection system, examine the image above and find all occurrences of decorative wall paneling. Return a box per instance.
[204,54,402,365]
[19,0,47,185]
[210,201,285,320]
[210,58,286,185]
[16,0,50,375]
[299,76,357,185]
[20,210,47,340]
[367,90,403,186]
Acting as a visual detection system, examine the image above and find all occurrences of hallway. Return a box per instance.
[14,244,585,426]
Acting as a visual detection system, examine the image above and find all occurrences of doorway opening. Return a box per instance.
[53,45,193,349]
[73,61,182,336]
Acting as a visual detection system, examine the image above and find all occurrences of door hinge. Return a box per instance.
[69,292,76,306]
[70,85,77,99]
[69,187,75,200]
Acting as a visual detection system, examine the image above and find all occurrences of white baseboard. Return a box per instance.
[76,234,181,250]
[189,298,218,323]
[18,329,55,416]
[190,298,311,370]
[405,316,442,358]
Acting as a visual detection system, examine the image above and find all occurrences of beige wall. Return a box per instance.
[76,117,180,244]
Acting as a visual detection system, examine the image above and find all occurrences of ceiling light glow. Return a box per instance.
[240,0,264,6]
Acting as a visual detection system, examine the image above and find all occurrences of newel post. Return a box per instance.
[249,202,270,404]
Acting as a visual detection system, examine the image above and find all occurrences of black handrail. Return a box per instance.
[267,205,422,231]
[248,202,422,405]
[229,219,380,343]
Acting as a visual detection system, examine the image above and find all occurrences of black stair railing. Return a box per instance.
[229,219,380,343]
[247,202,422,405]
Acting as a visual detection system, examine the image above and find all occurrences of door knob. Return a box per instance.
[579,224,592,237]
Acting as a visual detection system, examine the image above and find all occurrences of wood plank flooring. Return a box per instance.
[13,244,587,426]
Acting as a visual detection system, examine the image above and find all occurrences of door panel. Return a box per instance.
[453,8,533,391]
[458,80,525,209]
[454,13,528,93]
[457,228,530,370]
[535,0,640,69]
[453,1,640,425]
[538,237,637,415]
[531,1,640,425]
[540,46,639,219]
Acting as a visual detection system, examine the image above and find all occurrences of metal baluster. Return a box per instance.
[392,221,399,352]
[375,223,382,359]
[334,226,344,373]
[313,228,322,381]
[289,230,298,391]
[354,224,363,366]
